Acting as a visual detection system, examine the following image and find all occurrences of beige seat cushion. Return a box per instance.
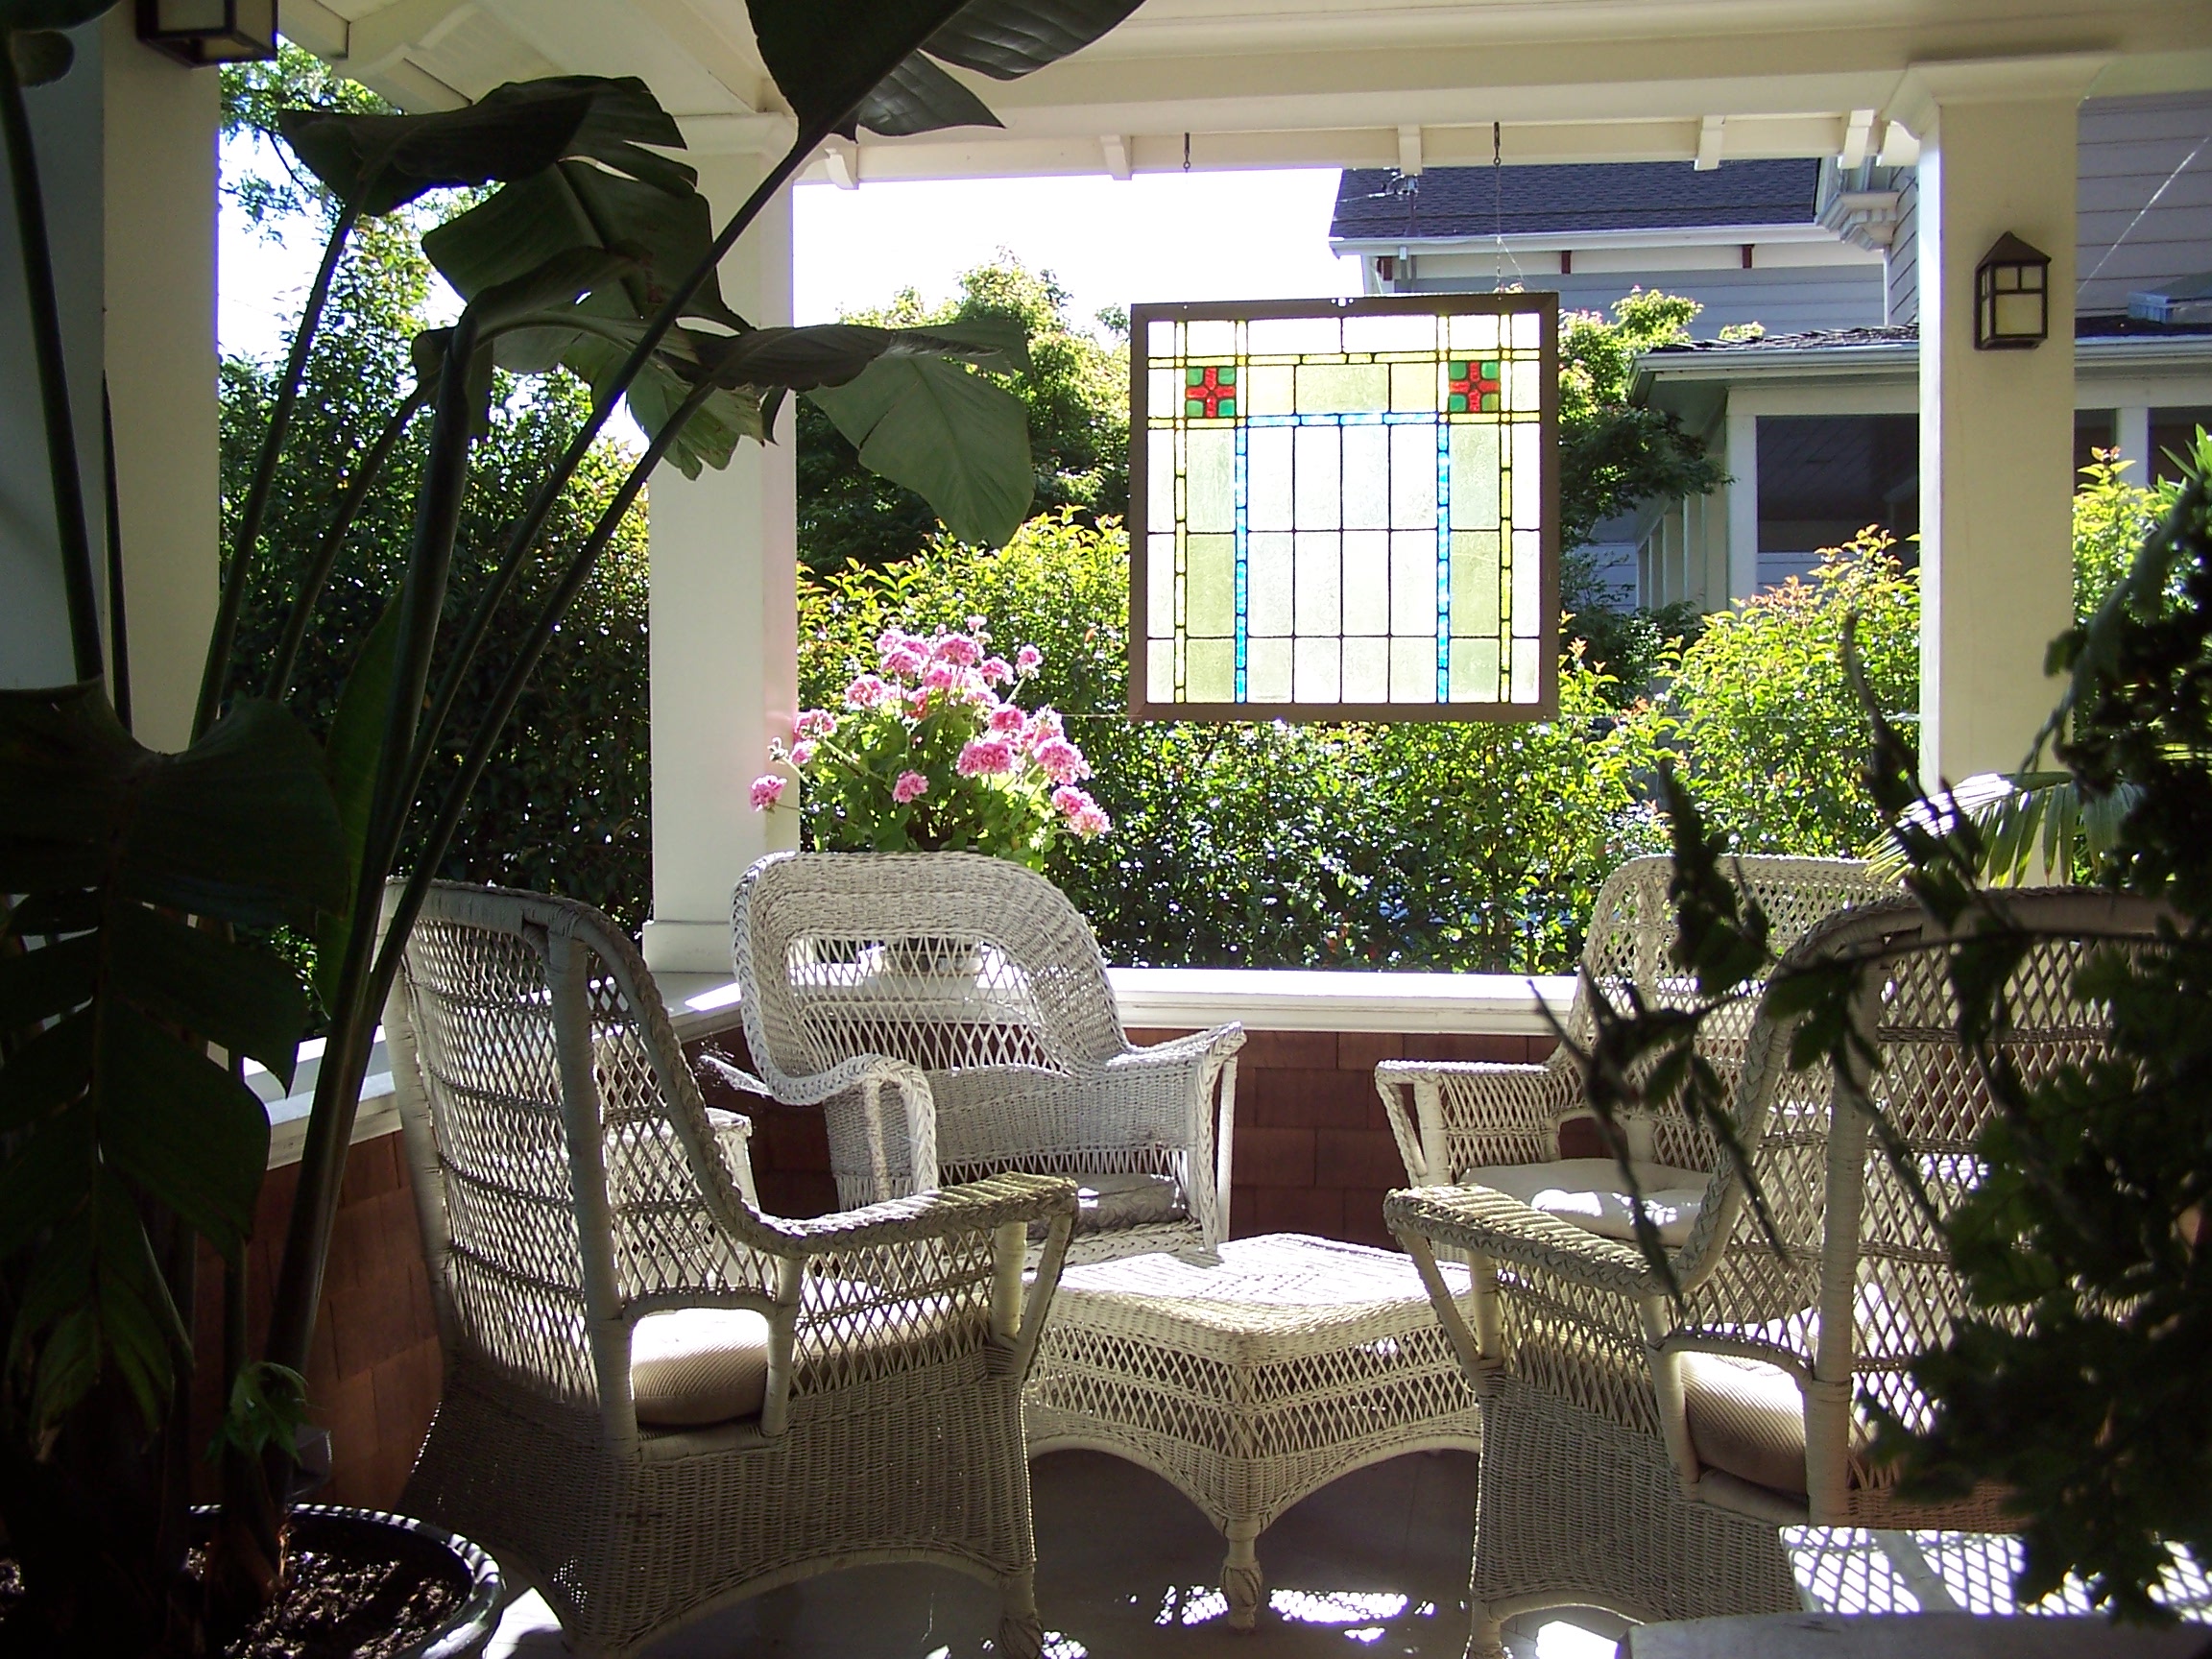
[1462,1159,1708,1248]
[1028,1170,1186,1240]
[631,1307,772,1428]
[1679,1350,1808,1496]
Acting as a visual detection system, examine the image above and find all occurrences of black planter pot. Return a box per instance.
[198,1503,504,1659]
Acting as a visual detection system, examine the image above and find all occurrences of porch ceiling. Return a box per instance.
[283,0,2212,178]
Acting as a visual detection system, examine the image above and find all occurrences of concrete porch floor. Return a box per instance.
[485,1449,1624,1658]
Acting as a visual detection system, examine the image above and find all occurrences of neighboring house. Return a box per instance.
[1333,93,2212,611]
[1330,156,1893,334]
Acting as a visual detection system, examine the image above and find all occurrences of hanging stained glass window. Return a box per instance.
[1130,295,1558,720]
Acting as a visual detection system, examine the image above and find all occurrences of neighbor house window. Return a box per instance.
[1130,296,1558,720]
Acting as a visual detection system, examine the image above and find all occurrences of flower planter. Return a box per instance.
[199,1504,503,1659]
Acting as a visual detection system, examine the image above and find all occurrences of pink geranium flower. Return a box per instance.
[921,661,958,691]
[788,741,815,767]
[1014,645,1043,676]
[980,656,1013,685]
[1032,737,1091,784]
[956,737,1016,777]
[892,770,929,805]
[750,775,787,810]
[1051,785,1110,838]
[844,674,889,709]
[988,704,1026,735]
[1023,709,1065,750]
[794,709,837,739]
[934,634,983,668]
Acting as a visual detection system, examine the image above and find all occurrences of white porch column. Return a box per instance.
[2116,403,2152,482]
[1725,401,1759,600]
[102,12,218,751]
[641,151,800,976]
[1908,60,2101,788]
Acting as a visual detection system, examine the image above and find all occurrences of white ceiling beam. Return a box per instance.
[277,0,349,59]
[821,137,859,189]
[1397,123,1423,175]
[1101,133,1133,180]
[342,0,478,76]
[1839,107,1876,167]
[1695,113,1725,170]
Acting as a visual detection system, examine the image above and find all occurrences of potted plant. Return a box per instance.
[1573,435,2212,1623]
[0,0,1145,1649]
[755,622,1112,868]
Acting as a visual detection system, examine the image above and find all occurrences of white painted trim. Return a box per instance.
[1333,222,1859,259]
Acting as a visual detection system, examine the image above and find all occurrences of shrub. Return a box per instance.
[801,515,1663,973]
[2075,448,2181,621]
[1667,528,1919,857]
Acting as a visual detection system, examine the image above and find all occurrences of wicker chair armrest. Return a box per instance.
[1104,1022,1246,1070]
[761,1050,927,1110]
[771,1171,1078,1257]
[1384,1185,1665,1297]
[1374,1058,1579,1182]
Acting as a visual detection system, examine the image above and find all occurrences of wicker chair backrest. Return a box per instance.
[732,852,1127,1090]
[1570,854,1899,1169]
[1665,889,2164,1499]
[387,882,775,1418]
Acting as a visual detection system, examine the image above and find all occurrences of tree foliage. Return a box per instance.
[798,257,1126,574]
[1665,529,1920,856]
[220,72,655,942]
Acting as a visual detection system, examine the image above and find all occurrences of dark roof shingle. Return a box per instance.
[1330,158,1822,243]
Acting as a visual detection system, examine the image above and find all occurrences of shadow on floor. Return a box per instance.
[487,1449,1622,1657]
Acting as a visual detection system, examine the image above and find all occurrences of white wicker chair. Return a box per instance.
[1386,889,2166,1654]
[1376,855,1897,1247]
[731,851,1245,1263]
[381,881,1078,1658]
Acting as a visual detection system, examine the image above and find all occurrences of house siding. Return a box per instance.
[2076,92,2212,316]
[1407,264,1885,334]
[1887,173,1920,328]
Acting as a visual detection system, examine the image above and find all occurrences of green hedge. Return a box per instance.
[800,515,1665,973]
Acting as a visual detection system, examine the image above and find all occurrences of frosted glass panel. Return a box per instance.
[1135,296,1551,712]
[1247,637,1292,702]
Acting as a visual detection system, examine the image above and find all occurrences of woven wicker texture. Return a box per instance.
[1387,889,2169,1654]
[382,880,1079,1658]
[733,852,1245,1262]
[1377,854,1898,1187]
[1024,1233,1483,1629]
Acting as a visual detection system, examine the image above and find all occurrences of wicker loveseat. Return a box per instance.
[383,881,1077,1658]
[732,851,1245,1263]
[1386,890,2167,1653]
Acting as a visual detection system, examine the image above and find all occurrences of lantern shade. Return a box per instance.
[136,0,277,64]
[1975,231,2051,350]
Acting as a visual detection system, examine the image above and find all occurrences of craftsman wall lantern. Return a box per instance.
[1975,232,2051,349]
[136,0,277,65]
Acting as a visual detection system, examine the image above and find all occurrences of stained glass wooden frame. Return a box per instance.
[1129,293,1560,723]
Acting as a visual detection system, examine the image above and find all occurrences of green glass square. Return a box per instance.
[1187,366,1207,387]
[1448,393,1468,414]
[1217,365,1237,385]
[1185,397,1207,416]
[1479,393,1499,412]
[1216,397,1237,416]
[1449,359,1468,379]
[1481,358,1500,380]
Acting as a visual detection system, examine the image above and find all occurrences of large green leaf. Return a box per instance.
[312,597,401,1016]
[697,319,1029,392]
[276,76,687,217]
[746,0,1143,140]
[923,0,1147,80]
[745,0,974,136]
[807,355,1034,547]
[0,682,342,1431]
[7,28,71,84]
[854,53,1003,136]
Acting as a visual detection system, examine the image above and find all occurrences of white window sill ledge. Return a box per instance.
[259,967,1575,1169]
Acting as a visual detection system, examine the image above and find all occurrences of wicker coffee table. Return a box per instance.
[1024,1232,1482,1629]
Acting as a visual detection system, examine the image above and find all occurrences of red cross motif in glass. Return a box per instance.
[1184,364,1237,417]
[1448,359,1502,413]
